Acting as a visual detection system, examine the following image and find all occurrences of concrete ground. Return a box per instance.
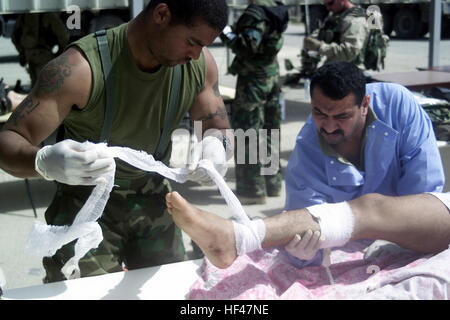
[1,22,449,291]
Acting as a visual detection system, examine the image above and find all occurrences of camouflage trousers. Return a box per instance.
[42,174,185,283]
[423,104,450,141]
[231,74,283,198]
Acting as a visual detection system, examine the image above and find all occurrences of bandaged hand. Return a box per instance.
[284,229,324,261]
[303,37,322,52]
[188,136,228,186]
[35,139,115,185]
[363,240,411,262]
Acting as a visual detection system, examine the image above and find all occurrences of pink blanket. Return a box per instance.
[188,240,450,300]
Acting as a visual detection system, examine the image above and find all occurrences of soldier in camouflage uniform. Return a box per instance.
[221,0,289,204]
[11,12,69,88]
[300,0,370,78]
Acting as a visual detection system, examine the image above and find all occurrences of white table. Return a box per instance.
[2,259,203,300]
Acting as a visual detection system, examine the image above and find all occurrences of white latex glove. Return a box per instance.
[363,240,411,262]
[35,139,115,185]
[284,229,324,260]
[188,136,227,186]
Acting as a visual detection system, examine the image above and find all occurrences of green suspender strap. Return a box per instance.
[95,29,182,160]
[95,30,115,143]
[153,64,181,160]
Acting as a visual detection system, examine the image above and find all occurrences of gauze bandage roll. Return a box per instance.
[233,219,266,256]
[305,201,355,248]
[25,141,264,278]
[197,160,266,255]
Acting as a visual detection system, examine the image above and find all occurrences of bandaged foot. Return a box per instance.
[305,201,355,248]
[166,191,238,268]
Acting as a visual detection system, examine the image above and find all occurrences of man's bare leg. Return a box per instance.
[166,191,319,268]
[350,193,450,253]
[265,193,450,253]
[166,191,450,269]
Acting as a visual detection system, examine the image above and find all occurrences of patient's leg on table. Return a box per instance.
[166,192,450,269]
[350,193,450,253]
[266,192,450,253]
[166,191,320,268]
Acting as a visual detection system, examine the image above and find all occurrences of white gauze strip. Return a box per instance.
[195,160,265,255]
[232,219,266,256]
[25,142,263,278]
[305,201,355,248]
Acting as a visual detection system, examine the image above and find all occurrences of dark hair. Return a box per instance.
[145,0,228,31]
[310,62,366,106]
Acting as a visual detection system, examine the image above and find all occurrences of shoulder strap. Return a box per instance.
[95,29,114,143]
[95,29,181,159]
[153,64,182,160]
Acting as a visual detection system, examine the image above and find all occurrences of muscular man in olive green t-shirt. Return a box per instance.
[0,0,232,282]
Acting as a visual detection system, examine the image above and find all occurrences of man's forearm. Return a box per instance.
[0,130,40,178]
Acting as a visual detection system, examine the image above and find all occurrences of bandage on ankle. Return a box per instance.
[233,219,266,256]
[306,201,354,248]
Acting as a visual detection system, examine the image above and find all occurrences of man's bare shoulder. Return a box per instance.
[202,47,218,87]
[33,47,92,109]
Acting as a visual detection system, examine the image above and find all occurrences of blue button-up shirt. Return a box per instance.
[283,82,445,267]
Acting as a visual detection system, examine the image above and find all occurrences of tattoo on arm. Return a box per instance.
[35,54,72,96]
[197,105,227,122]
[213,80,221,97]
[5,96,40,128]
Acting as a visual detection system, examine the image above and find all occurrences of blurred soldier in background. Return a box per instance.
[221,0,289,204]
[11,12,69,88]
[285,0,388,84]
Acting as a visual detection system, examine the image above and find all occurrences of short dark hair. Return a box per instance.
[145,0,228,31]
[310,62,366,106]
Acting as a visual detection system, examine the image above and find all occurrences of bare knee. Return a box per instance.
[349,193,389,239]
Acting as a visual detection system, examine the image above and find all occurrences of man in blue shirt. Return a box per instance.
[283,61,445,267]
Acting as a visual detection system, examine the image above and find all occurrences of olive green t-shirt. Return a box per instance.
[64,23,206,179]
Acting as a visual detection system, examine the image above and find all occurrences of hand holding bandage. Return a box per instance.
[35,139,115,185]
[188,136,228,186]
